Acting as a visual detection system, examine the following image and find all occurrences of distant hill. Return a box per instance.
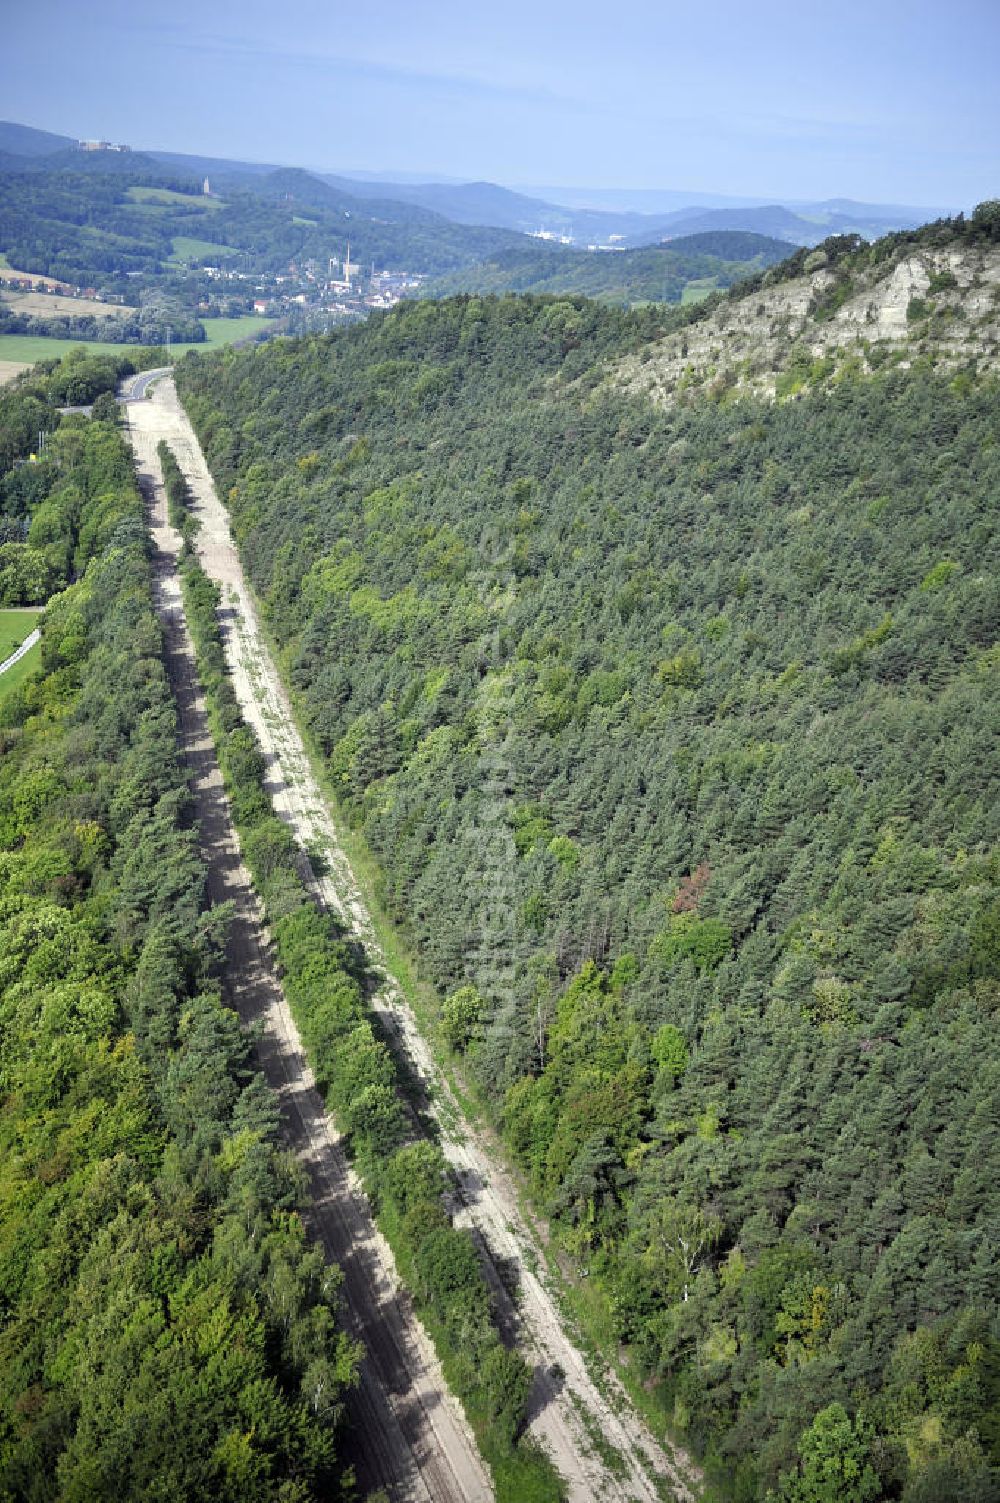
[0,150,534,307]
[0,120,948,253]
[319,173,679,245]
[327,172,953,248]
[647,201,940,248]
[664,230,798,261]
[0,120,76,157]
[422,232,792,305]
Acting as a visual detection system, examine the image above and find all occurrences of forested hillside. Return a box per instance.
[0,368,359,1497]
[177,227,1000,1502]
[0,164,527,299]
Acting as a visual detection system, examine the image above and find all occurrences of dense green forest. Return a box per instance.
[422,233,791,305]
[0,366,360,1497]
[178,252,1000,1501]
[0,164,530,302]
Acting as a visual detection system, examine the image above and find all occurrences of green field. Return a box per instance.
[680,276,720,304]
[127,185,223,211]
[194,316,278,349]
[0,333,131,363]
[0,317,276,369]
[168,235,242,266]
[0,608,42,703]
[0,607,41,662]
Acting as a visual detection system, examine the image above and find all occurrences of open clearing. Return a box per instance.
[680,277,718,303]
[0,360,31,385]
[0,333,132,362]
[0,318,276,370]
[1,289,125,319]
[198,314,277,346]
[0,607,41,662]
[0,641,41,702]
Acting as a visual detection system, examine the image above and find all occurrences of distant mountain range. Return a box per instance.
[0,120,955,250]
[316,174,952,248]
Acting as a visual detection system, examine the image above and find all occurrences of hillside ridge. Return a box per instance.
[618,209,1000,403]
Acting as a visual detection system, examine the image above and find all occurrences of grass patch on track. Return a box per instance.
[0,607,41,662]
[0,641,42,705]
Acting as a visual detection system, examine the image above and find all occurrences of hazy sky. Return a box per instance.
[2,0,997,205]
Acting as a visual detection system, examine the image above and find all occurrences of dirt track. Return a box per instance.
[125,394,492,1503]
[128,374,701,1503]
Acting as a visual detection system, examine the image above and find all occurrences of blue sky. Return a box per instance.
[2,0,997,206]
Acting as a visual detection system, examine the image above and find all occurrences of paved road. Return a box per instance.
[120,366,172,403]
[130,374,700,1503]
[0,627,40,677]
[123,392,491,1503]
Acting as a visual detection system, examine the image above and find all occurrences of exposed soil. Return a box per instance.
[125,393,492,1503]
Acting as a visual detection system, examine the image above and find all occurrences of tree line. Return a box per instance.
[0,366,361,1499]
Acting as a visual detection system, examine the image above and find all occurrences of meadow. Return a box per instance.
[126,185,223,210]
[168,234,242,265]
[0,316,276,371]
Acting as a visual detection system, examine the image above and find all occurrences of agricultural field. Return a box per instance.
[127,184,223,210]
[0,607,40,662]
[1,289,125,318]
[168,234,242,265]
[197,314,277,346]
[680,276,719,303]
[0,333,128,364]
[0,316,275,373]
[0,258,73,291]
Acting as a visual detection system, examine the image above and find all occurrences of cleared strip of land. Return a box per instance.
[128,372,700,1503]
[125,393,493,1503]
